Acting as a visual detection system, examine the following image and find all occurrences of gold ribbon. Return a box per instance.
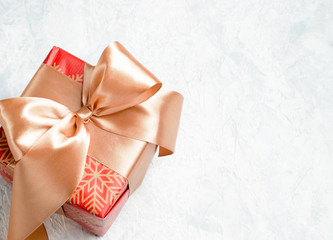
[0,42,183,240]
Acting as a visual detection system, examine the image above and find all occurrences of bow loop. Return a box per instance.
[82,42,162,117]
[0,97,72,161]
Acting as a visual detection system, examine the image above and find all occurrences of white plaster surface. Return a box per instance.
[1,0,333,239]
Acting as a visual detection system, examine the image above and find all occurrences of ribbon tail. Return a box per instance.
[25,225,48,240]
[7,114,90,240]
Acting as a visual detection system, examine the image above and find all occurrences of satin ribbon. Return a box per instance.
[0,42,183,240]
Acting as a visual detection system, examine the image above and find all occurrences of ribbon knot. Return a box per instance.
[76,105,92,123]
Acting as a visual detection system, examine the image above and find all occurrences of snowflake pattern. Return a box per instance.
[69,156,127,217]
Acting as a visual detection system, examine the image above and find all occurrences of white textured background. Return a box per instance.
[1,0,333,239]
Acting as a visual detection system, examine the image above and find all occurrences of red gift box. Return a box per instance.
[0,43,183,239]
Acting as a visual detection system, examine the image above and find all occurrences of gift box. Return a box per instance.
[0,43,183,240]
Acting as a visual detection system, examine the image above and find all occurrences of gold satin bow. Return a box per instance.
[0,42,183,240]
